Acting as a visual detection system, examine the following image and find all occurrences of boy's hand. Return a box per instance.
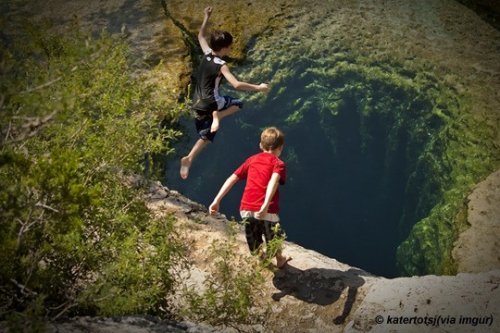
[258,83,269,93]
[255,210,266,220]
[209,201,219,215]
[255,204,269,219]
[204,6,212,17]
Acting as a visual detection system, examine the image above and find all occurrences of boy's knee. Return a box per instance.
[198,128,216,141]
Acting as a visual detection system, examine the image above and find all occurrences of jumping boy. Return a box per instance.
[209,127,292,268]
[180,6,269,179]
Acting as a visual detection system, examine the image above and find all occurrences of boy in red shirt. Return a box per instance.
[209,127,291,268]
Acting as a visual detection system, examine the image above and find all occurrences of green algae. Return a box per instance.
[397,97,498,275]
[238,42,498,275]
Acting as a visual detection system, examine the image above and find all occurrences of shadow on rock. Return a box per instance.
[272,265,366,324]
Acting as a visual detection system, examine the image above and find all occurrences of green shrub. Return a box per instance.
[180,225,266,327]
[0,20,185,321]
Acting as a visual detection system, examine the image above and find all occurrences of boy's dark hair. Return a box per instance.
[210,30,233,51]
[260,127,285,151]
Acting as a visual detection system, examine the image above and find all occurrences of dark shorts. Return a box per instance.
[195,115,216,141]
[193,96,243,142]
[218,95,243,111]
[243,217,284,253]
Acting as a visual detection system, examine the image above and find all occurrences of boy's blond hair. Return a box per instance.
[260,127,285,151]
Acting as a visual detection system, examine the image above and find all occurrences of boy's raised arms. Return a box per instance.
[198,6,212,54]
[220,65,269,92]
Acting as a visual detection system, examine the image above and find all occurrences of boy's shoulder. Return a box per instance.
[202,49,226,65]
[248,152,285,165]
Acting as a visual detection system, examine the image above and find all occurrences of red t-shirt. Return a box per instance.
[233,152,286,214]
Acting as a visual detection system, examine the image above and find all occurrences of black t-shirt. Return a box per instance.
[192,50,226,114]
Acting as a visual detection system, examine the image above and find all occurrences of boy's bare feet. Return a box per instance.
[180,156,191,179]
[276,255,292,269]
[210,117,219,133]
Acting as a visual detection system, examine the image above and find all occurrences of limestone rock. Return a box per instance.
[453,169,500,272]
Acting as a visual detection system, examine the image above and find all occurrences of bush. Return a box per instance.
[180,223,266,327]
[0,20,185,322]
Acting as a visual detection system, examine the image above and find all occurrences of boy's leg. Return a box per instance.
[180,115,216,179]
[263,221,292,268]
[210,96,243,133]
[244,218,264,254]
[210,110,220,133]
[210,105,240,133]
[217,104,241,120]
[180,138,210,179]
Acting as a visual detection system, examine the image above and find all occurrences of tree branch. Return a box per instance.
[22,77,62,94]
[21,65,78,94]
[10,279,37,296]
[35,202,60,213]
[51,301,77,321]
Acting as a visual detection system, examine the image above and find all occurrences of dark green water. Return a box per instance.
[160,0,493,277]
[165,55,444,277]
[161,0,500,278]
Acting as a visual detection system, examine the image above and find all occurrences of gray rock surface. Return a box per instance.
[453,169,500,273]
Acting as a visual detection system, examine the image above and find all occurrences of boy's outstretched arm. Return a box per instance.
[220,65,269,92]
[198,6,212,54]
[209,174,239,215]
[255,172,280,219]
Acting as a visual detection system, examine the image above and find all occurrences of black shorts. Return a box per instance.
[243,217,284,253]
[195,114,216,142]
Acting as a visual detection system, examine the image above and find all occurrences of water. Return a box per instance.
[164,67,439,278]
[164,6,443,277]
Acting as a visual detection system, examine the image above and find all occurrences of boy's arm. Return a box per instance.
[198,6,212,54]
[209,174,239,215]
[255,172,280,219]
[220,65,269,92]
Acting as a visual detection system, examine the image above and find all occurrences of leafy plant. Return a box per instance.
[180,230,266,327]
[0,20,186,322]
